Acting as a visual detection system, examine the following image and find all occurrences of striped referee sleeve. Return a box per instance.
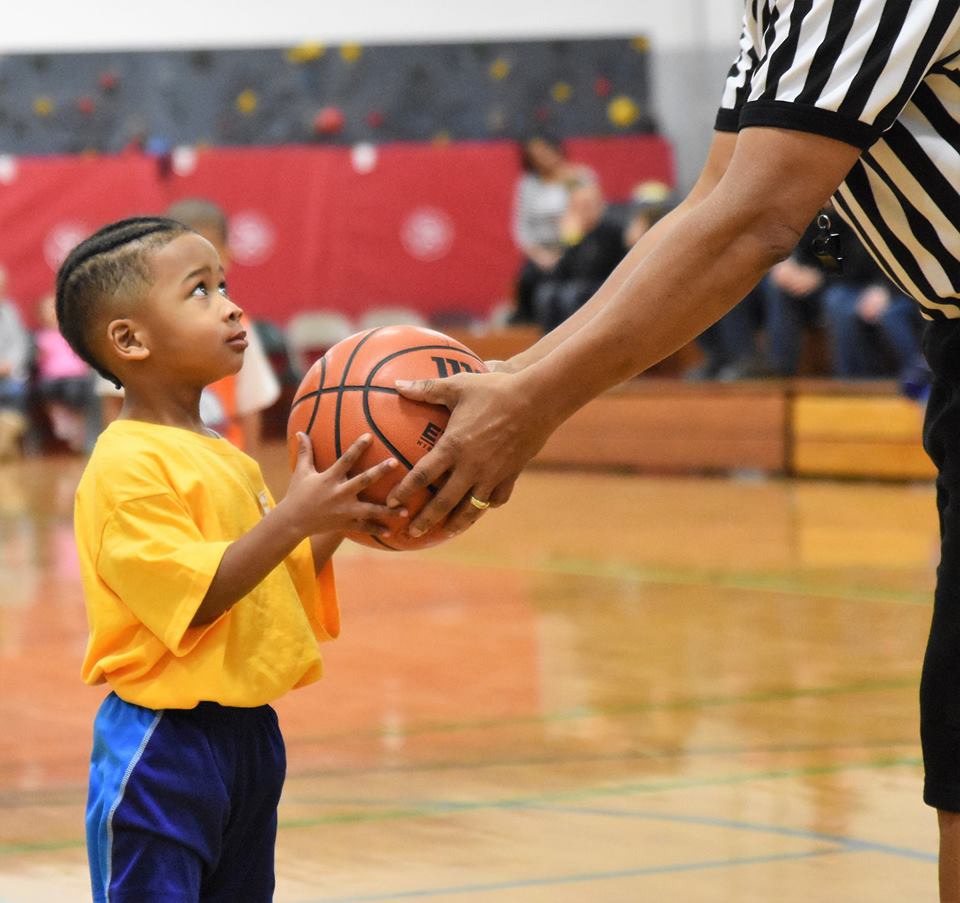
[717,0,960,149]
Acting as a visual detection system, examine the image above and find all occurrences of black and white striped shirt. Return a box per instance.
[717,0,960,320]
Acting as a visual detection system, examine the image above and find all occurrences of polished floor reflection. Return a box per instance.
[0,444,940,901]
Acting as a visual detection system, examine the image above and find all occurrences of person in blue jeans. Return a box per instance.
[823,277,922,379]
[757,247,825,377]
[821,239,926,383]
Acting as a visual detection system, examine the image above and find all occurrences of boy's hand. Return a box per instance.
[285,433,403,538]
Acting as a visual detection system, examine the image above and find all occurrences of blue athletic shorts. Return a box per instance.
[86,692,286,902]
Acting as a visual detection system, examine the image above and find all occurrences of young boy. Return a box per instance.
[57,216,401,901]
[96,199,281,458]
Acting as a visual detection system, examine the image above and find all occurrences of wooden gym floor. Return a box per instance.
[0,442,941,901]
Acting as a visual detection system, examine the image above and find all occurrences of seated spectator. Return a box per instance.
[509,134,597,325]
[532,183,627,332]
[821,236,926,383]
[624,180,673,247]
[0,265,31,461]
[757,216,827,376]
[34,293,94,452]
[687,288,765,381]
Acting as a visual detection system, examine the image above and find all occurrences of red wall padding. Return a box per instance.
[0,135,673,326]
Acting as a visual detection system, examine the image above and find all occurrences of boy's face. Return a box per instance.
[117,233,246,389]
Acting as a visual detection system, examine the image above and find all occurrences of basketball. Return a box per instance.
[287,325,489,551]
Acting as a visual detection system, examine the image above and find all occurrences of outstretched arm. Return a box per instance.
[388,126,861,537]
[502,131,738,374]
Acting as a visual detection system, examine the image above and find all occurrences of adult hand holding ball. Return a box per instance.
[287,326,489,550]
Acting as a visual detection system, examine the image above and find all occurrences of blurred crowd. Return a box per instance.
[0,140,929,464]
[506,133,929,393]
[0,199,285,463]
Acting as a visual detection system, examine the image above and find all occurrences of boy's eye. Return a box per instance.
[218,282,229,297]
[190,283,208,297]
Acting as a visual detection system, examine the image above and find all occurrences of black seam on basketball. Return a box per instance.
[290,337,478,414]
[365,344,485,384]
[303,355,326,437]
[335,328,380,458]
[361,388,415,472]
[369,534,400,551]
[291,386,401,408]
[361,343,475,497]
[361,386,440,496]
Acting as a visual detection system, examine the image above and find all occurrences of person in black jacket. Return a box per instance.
[532,183,626,333]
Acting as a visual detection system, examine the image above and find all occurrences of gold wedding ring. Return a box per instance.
[469,495,491,511]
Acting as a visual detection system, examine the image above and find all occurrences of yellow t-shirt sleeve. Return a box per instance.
[285,540,340,642]
[313,558,340,640]
[98,493,230,656]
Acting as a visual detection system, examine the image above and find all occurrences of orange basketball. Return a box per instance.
[287,325,488,551]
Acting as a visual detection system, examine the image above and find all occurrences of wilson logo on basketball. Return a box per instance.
[431,357,475,378]
[417,422,444,450]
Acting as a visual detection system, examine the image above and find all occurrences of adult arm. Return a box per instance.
[389,126,862,536]
[501,131,737,374]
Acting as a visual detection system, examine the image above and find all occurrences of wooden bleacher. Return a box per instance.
[790,379,933,480]
[445,327,934,481]
[535,380,788,474]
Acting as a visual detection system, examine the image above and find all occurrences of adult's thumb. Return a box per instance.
[395,377,453,407]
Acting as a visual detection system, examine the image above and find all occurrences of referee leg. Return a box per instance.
[921,324,960,902]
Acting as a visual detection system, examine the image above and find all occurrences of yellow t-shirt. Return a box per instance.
[75,419,339,709]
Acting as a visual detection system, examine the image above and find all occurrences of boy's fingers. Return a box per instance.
[350,503,404,535]
[355,502,401,521]
[332,434,372,474]
[345,458,399,493]
[294,432,315,472]
[352,519,394,537]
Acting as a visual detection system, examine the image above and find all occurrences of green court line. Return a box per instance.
[306,849,846,902]
[285,737,918,780]
[284,675,919,745]
[375,548,935,607]
[279,754,924,830]
[0,753,921,856]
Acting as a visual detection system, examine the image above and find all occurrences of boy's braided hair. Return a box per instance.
[55,217,191,388]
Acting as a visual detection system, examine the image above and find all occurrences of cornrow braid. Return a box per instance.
[55,217,191,389]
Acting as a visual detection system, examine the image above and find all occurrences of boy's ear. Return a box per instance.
[106,318,150,362]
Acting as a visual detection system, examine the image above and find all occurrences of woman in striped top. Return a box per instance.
[388,7,960,892]
[510,134,596,324]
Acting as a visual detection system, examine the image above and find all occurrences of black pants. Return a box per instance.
[511,258,549,325]
[921,319,960,810]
